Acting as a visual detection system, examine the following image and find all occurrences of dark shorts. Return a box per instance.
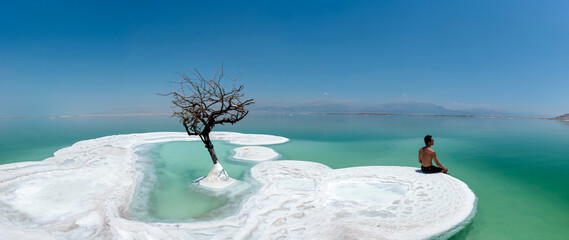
[421,165,443,173]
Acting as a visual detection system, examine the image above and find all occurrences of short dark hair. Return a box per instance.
[424,135,433,145]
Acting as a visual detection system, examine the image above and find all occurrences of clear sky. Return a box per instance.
[1,0,568,117]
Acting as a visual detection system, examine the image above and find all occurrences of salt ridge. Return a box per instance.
[0,132,475,239]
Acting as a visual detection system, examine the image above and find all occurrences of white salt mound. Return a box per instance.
[0,132,475,240]
[233,146,280,161]
[192,162,236,189]
[245,161,476,239]
[214,132,289,145]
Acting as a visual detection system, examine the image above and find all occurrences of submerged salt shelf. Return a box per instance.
[0,132,475,239]
[233,146,280,162]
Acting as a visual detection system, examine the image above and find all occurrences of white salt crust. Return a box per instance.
[233,146,280,162]
[0,132,475,239]
[193,163,236,189]
[246,161,477,240]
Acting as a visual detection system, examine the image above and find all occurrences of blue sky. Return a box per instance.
[1,0,568,117]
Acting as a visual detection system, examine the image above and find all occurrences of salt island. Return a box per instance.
[0,132,476,239]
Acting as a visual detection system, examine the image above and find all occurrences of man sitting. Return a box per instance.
[419,135,448,174]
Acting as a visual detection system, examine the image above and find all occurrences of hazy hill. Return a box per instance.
[553,113,569,121]
[252,102,515,117]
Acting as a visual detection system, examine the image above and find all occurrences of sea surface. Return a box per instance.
[1,113,568,239]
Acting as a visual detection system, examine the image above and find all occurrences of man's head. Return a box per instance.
[424,135,433,146]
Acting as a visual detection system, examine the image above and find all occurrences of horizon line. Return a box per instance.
[0,112,564,121]
[319,112,557,121]
[0,113,170,120]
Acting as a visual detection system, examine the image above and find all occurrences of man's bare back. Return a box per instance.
[418,135,448,174]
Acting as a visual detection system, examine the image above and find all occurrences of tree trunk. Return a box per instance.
[205,141,218,164]
[201,132,218,164]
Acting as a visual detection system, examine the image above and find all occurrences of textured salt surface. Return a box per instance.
[0,132,475,239]
[248,161,477,239]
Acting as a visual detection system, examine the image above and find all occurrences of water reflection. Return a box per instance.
[556,120,569,128]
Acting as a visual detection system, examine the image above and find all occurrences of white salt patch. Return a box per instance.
[192,163,236,189]
[327,181,407,204]
[220,132,289,145]
[0,132,476,240]
[233,146,279,161]
[246,161,477,239]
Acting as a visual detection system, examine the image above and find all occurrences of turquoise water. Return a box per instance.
[1,114,569,239]
[127,141,258,222]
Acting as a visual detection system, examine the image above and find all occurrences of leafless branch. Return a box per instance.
[161,66,254,164]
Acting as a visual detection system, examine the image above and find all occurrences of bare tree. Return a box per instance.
[164,66,254,165]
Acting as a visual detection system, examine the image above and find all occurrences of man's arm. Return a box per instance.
[418,149,422,164]
[432,152,448,172]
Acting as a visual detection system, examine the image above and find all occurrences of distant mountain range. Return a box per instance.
[554,113,569,121]
[251,102,520,117]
